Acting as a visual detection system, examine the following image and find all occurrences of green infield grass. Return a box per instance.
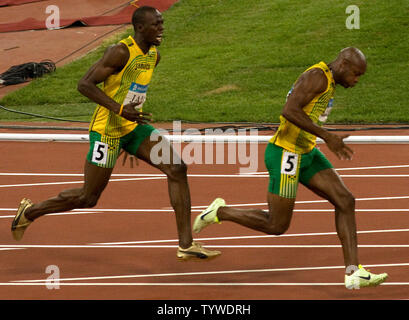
[0,0,407,124]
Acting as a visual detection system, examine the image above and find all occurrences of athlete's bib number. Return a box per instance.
[281,151,299,175]
[123,82,148,109]
[92,141,108,165]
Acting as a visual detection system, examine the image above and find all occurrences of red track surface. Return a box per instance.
[0,126,408,300]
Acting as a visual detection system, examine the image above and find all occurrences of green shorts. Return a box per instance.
[264,143,333,198]
[87,124,158,168]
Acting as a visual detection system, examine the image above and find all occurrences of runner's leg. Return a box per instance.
[216,143,297,234]
[135,134,193,249]
[305,168,358,269]
[24,160,113,221]
[217,193,295,235]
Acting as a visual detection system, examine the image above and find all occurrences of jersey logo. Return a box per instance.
[134,62,151,70]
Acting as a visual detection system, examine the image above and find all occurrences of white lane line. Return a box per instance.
[0,174,270,188]
[235,174,409,178]
[293,209,409,212]
[336,164,409,171]
[341,175,409,177]
[3,194,406,213]
[192,195,409,208]
[204,245,409,248]
[0,211,103,219]
[0,180,85,188]
[12,262,409,284]
[3,282,409,286]
[2,172,409,178]
[0,209,182,219]
[1,227,407,252]
[0,208,176,212]
[0,173,160,177]
[0,282,342,286]
[248,164,409,175]
[1,173,408,188]
[0,173,266,178]
[1,208,408,220]
[93,228,409,245]
[0,177,167,188]
[0,227,407,249]
[298,195,409,203]
[0,244,408,249]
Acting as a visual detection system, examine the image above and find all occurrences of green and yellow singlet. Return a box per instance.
[89,35,158,138]
[271,61,335,154]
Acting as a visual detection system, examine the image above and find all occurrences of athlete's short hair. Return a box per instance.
[132,6,158,29]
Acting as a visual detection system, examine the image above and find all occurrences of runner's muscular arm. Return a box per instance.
[281,68,353,160]
[77,43,151,123]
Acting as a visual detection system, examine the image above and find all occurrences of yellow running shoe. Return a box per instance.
[345,264,388,289]
[177,241,221,261]
[11,198,33,241]
[193,198,225,233]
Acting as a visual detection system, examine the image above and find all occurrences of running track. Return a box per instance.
[0,127,408,300]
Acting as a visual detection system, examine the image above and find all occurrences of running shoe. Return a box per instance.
[193,198,225,233]
[11,198,33,241]
[177,241,221,261]
[345,264,388,289]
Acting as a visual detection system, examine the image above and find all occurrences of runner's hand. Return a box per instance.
[119,95,151,124]
[121,101,152,124]
[324,133,354,160]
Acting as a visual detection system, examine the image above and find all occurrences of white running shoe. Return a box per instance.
[193,198,225,233]
[345,264,388,289]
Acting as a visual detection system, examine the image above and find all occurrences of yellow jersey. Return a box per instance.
[270,61,335,154]
[89,36,158,137]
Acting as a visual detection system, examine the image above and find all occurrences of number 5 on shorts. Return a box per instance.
[92,141,108,165]
[281,151,299,176]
